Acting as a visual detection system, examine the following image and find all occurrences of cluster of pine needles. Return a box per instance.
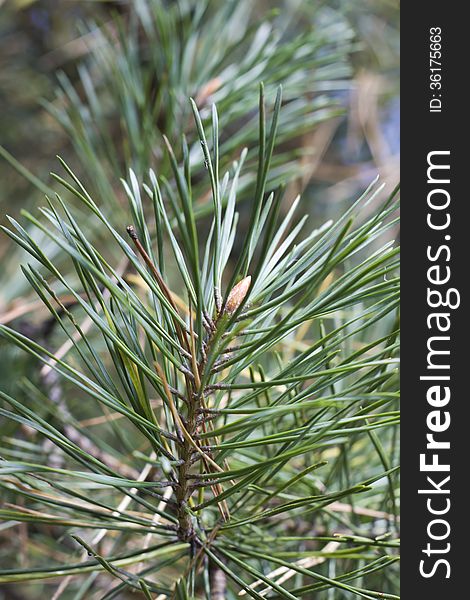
[1,87,399,599]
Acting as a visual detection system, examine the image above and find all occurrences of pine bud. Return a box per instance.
[225,276,251,313]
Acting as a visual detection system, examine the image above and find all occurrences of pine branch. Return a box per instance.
[0,86,399,598]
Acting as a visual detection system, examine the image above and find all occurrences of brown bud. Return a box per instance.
[225,276,251,313]
[126,225,138,240]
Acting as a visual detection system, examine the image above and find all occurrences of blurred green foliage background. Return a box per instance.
[0,0,399,236]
